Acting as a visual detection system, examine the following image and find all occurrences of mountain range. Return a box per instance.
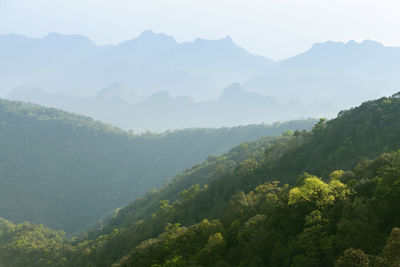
[6,83,333,131]
[0,30,273,99]
[2,31,399,130]
[244,39,400,106]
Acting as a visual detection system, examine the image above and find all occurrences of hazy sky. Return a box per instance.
[1,0,399,60]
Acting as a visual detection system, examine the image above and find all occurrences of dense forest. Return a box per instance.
[0,98,315,235]
[1,93,400,266]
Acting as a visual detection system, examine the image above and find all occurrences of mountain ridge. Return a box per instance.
[0,97,315,235]
[2,92,400,266]
[2,31,400,131]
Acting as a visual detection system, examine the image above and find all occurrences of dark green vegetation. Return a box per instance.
[0,98,315,235]
[2,93,400,266]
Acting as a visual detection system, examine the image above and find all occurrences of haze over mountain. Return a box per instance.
[245,39,400,107]
[6,83,333,131]
[0,33,105,93]
[0,30,274,99]
[2,31,400,130]
[0,97,315,235]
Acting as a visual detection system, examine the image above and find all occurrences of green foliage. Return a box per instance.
[375,228,400,266]
[5,93,400,266]
[163,256,187,267]
[0,218,67,267]
[335,248,369,267]
[0,98,314,235]
[288,176,350,209]
[269,94,400,182]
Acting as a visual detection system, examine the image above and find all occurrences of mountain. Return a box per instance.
[74,92,400,266]
[2,33,400,104]
[0,33,104,95]
[6,83,331,131]
[0,134,288,267]
[245,40,400,108]
[112,83,334,131]
[2,92,400,266]
[90,92,400,243]
[0,98,315,235]
[277,40,400,78]
[145,35,273,83]
[0,33,101,66]
[98,30,179,63]
[52,30,274,98]
[6,83,134,123]
[0,30,274,99]
[4,33,400,131]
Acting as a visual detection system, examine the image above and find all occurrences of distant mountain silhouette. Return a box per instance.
[0,33,104,93]
[275,40,400,77]
[0,30,274,99]
[245,40,400,107]
[7,83,332,131]
[107,83,334,131]
[6,83,131,121]
[2,32,400,129]
[147,36,274,83]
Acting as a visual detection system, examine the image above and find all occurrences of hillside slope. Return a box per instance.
[3,93,400,266]
[0,98,314,235]
[71,92,400,266]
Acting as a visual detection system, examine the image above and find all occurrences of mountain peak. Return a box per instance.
[117,30,177,50]
[193,35,236,45]
[310,40,345,49]
[344,39,383,48]
[222,35,233,42]
[137,29,176,42]
[310,39,384,50]
[225,82,244,91]
[139,29,156,37]
[43,32,96,46]
[360,39,384,48]
[219,83,245,98]
[95,83,125,98]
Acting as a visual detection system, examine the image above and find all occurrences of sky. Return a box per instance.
[0,0,399,60]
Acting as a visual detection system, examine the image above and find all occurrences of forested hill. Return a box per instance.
[0,92,400,267]
[107,92,400,267]
[95,92,400,238]
[267,91,400,182]
[0,98,315,235]
[2,93,400,266]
